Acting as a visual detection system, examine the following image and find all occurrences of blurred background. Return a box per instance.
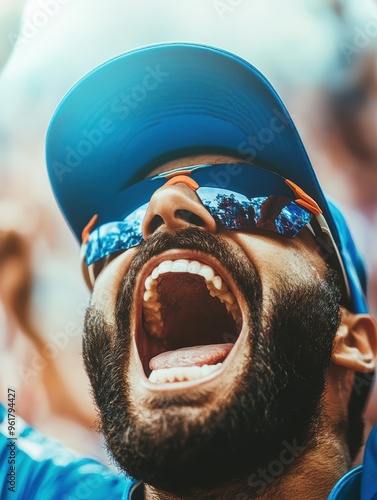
[1,0,377,464]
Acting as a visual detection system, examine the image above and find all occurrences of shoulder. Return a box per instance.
[328,465,362,500]
[328,425,377,500]
[0,402,136,499]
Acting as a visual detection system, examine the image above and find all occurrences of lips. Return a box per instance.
[133,252,244,386]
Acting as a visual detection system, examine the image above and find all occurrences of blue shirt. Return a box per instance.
[0,403,136,499]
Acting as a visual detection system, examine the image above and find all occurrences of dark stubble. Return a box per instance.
[83,227,341,495]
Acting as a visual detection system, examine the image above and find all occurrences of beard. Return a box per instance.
[83,227,341,495]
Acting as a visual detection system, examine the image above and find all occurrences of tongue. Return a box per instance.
[149,343,233,370]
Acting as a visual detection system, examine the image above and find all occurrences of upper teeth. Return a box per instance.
[142,259,241,337]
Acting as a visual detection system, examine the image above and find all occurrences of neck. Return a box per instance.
[144,425,351,500]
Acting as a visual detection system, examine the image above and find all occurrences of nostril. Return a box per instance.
[149,215,164,234]
[175,209,205,227]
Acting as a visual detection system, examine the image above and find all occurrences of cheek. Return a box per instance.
[227,232,290,273]
[91,247,139,323]
[227,232,326,292]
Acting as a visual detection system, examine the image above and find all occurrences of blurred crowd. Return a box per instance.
[0,0,377,465]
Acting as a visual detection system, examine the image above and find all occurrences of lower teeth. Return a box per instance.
[148,363,222,384]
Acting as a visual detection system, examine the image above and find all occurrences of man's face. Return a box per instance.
[83,155,342,494]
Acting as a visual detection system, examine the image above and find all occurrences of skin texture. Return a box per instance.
[83,155,377,499]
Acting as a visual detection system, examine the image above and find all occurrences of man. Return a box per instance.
[44,43,377,499]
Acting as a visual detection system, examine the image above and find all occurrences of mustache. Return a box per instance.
[116,227,263,324]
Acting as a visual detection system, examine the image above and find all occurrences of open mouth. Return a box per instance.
[135,256,243,385]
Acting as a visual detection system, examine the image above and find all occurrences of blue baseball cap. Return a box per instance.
[45,42,368,315]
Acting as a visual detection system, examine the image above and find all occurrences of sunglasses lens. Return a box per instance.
[198,188,312,236]
[198,187,250,230]
[274,200,312,237]
[86,203,148,265]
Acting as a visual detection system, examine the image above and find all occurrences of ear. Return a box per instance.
[332,307,377,372]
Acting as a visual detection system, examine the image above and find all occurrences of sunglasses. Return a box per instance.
[80,163,349,296]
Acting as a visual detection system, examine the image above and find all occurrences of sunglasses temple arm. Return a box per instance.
[315,213,351,300]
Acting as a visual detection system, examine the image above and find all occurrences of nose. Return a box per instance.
[142,179,217,240]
